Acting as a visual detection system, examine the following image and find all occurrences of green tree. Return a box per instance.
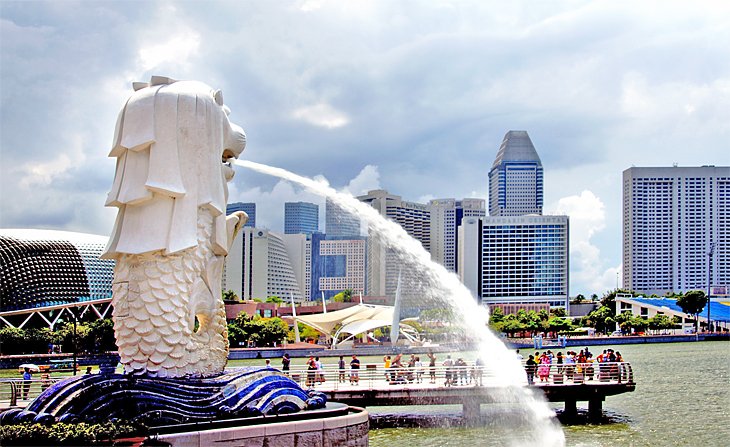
[500,314,526,336]
[25,327,54,354]
[265,296,283,304]
[546,317,574,334]
[599,288,634,316]
[649,314,676,332]
[54,322,91,353]
[550,307,567,317]
[331,289,353,303]
[85,319,116,352]
[228,311,289,347]
[489,306,505,324]
[419,308,454,323]
[0,327,27,355]
[630,315,649,333]
[677,290,707,332]
[584,306,616,334]
[572,294,586,304]
[222,289,239,301]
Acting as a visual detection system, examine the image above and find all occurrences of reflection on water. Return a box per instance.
[370,341,730,447]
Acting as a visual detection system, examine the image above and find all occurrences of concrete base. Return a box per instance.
[156,406,368,447]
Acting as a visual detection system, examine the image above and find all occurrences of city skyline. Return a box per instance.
[2,2,730,297]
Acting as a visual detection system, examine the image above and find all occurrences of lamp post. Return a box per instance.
[71,306,78,376]
[707,242,715,333]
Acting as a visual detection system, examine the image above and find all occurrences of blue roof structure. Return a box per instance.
[631,297,730,323]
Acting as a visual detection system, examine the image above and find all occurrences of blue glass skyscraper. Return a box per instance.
[284,202,319,235]
[226,202,256,227]
[488,131,543,217]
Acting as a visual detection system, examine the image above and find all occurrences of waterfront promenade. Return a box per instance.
[1,362,635,422]
[288,362,635,421]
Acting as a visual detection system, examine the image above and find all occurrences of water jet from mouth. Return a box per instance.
[233,158,565,446]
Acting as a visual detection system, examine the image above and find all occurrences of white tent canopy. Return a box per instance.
[293,303,416,346]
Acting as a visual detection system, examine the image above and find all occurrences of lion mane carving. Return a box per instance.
[102,76,246,377]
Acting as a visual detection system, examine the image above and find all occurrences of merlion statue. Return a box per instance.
[0,76,329,429]
[102,76,247,377]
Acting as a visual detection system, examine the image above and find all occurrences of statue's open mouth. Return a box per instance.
[222,155,236,181]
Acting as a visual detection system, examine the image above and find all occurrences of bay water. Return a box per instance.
[368,341,729,447]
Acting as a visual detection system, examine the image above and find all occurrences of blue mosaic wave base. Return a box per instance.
[0,367,327,427]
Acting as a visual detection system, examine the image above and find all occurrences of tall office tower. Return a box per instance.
[429,198,486,272]
[223,228,306,302]
[459,215,570,307]
[226,202,256,228]
[306,233,367,301]
[623,166,729,295]
[358,189,430,299]
[284,201,319,235]
[325,198,361,237]
[488,130,543,217]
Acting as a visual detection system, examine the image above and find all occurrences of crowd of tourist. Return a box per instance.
[522,347,626,385]
[276,347,627,388]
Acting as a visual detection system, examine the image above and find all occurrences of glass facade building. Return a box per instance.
[480,215,569,307]
[284,201,319,236]
[226,202,256,228]
[430,198,485,272]
[623,166,730,295]
[325,198,361,237]
[0,229,114,311]
[307,233,367,301]
[488,131,543,217]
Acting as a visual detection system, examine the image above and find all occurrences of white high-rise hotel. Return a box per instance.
[623,166,729,295]
[460,131,570,308]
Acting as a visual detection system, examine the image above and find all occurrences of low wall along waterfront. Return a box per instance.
[155,406,369,447]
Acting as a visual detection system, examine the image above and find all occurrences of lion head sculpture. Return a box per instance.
[101,77,247,377]
[102,76,246,259]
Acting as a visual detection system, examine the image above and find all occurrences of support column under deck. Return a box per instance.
[588,397,603,421]
[463,400,481,425]
[563,400,577,419]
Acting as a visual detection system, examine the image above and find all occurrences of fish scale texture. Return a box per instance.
[112,209,228,377]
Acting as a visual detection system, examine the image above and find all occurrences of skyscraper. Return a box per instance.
[307,233,367,301]
[325,198,361,237]
[226,202,256,228]
[284,201,319,235]
[459,215,570,307]
[488,131,543,216]
[430,198,485,272]
[358,189,430,298]
[459,130,569,308]
[223,227,306,302]
[623,166,729,295]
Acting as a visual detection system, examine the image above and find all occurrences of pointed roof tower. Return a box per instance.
[488,130,544,216]
[491,130,542,169]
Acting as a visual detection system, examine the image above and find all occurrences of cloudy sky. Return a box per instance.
[2,1,729,296]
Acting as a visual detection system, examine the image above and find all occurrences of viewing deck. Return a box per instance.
[1,362,634,422]
[283,362,635,421]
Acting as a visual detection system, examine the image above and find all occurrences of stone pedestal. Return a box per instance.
[156,406,369,447]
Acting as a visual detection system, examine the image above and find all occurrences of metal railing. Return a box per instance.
[245,361,634,391]
[1,361,634,408]
[0,378,64,407]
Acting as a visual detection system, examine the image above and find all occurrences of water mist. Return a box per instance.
[233,159,565,447]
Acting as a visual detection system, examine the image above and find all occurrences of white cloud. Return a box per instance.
[548,190,620,294]
[229,165,381,232]
[138,32,201,71]
[342,165,380,196]
[3,1,730,296]
[292,103,350,129]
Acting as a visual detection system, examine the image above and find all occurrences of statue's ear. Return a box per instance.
[214,90,224,106]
